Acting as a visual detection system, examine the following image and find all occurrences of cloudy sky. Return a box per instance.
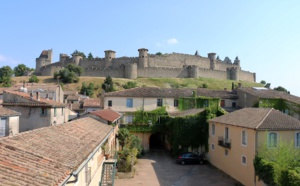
[1,1,300,96]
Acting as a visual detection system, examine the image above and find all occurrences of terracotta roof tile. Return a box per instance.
[105,87,238,99]
[0,117,113,185]
[3,90,65,107]
[90,108,122,122]
[83,98,101,108]
[238,87,300,104]
[0,107,21,116]
[210,108,300,130]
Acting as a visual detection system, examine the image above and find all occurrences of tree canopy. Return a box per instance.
[14,64,31,76]
[80,82,94,96]
[71,50,86,58]
[102,75,114,92]
[0,66,13,87]
[274,86,290,94]
[65,64,84,76]
[87,52,94,60]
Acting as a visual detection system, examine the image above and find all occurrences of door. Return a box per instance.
[221,100,225,107]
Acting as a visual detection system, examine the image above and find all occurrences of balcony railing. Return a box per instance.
[218,136,231,149]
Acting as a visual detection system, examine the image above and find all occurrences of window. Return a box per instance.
[174,99,178,107]
[268,132,277,147]
[242,130,247,146]
[41,108,47,116]
[225,127,229,140]
[225,149,228,156]
[242,155,247,165]
[124,115,133,124]
[157,99,163,107]
[211,144,215,151]
[62,108,64,116]
[220,100,225,107]
[126,98,133,108]
[54,108,57,117]
[108,100,112,107]
[295,132,300,147]
[203,100,209,107]
[212,124,215,136]
[0,118,6,137]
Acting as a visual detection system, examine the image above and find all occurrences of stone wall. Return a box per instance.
[83,67,123,78]
[137,67,188,78]
[239,70,256,82]
[198,68,228,80]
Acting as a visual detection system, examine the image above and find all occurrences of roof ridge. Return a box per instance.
[255,108,273,129]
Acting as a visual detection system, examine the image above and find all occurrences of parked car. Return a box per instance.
[176,152,206,165]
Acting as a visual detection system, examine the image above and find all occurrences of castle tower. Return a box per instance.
[59,53,68,66]
[208,53,216,70]
[35,49,53,74]
[234,56,240,66]
[125,63,137,79]
[72,54,83,66]
[138,48,148,68]
[188,65,199,78]
[228,67,240,80]
[104,50,116,67]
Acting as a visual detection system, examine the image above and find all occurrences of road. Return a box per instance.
[115,150,239,186]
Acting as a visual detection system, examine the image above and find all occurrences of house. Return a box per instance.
[0,117,117,186]
[208,108,300,186]
[237,87,300,120]
[87,108,122,125]
[2,90,68,132]
[66,94,81,104]
[0,83,64,103]
[104,87,238,124]
[83,98,102,113]
[0,106,21,137]
[63,90,78,102]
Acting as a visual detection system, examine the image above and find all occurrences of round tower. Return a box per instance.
[230,67,240,80]
[35,49,53,74]
[72,54,83,66]
[189,65,199,78]
[138,48,148,68]
[104,50,116,67]
[234,56,240,66]
[125,63,137,79]
[208,53,217,70]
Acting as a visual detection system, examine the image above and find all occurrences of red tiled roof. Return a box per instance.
[3,90,65,107]
[0,117,113,186]
[83,98,101,108]
[105,87,238,99]
[210,108,300,130]
[90,108,122,122]
[0,107,21,117]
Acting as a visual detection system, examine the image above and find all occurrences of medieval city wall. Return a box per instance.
[215,62,236,71]
[137,67,188,78]
[197,68,228,80]
[83,67,123,78]
[239,70,256,82]
[40,62,64,76]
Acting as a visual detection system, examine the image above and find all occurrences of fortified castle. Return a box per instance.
[35,49,256,82]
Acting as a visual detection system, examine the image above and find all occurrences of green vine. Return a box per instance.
[178,97,220,112]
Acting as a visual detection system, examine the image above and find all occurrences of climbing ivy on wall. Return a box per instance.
[132,107,167,125]
[178,97,220,112]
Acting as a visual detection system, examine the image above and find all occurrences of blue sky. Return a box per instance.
[1,1,300,96]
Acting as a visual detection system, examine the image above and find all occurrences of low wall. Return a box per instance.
[137,67,188,78]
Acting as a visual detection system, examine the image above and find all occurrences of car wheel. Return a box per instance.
[180,161,185,165]
[199,160,204,165]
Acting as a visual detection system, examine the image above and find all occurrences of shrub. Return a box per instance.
[123,81,138,89]
[29,75,39,83]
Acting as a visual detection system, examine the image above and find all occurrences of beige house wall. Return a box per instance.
[133,132,152,151]
[208,122,257,186]
[5,106,67,132]
[104,97,180,112]
[8,116,19,136]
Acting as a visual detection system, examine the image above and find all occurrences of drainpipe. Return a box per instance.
[65,128,114,184]
[254,130,258,186]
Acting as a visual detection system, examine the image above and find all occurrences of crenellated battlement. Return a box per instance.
[35,48,256,82]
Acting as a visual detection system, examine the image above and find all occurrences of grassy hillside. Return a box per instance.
[11,76,263,98]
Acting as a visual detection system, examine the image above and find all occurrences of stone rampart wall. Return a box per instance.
[239,70,255,82]
[83,67,123,78]
[198,68,228,80]
[137,67,188,78]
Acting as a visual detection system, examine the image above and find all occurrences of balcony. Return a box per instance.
[218,136,231,149]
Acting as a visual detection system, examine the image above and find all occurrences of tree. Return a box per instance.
[265,83,271,89]
[53,69,79,83]
[14,64,31,76]
[260,80,266,85]
[66,64,84,76]
[102,75,114,92]
[155,52,163,56]
[231,82,235,90]
[118,128,130,149]
[0,66,13,87]
[29,75,39,83]
[274,86,290,94]
[87,52,94,60]
[71,50,86,58]
[80,82,94,96]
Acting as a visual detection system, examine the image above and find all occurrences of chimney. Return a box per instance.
[36,92,40,101]
[238,83,242,88]
[30,92,33,99]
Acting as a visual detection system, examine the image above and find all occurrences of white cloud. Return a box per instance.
[0,54,19,66]
[167,38,178,45]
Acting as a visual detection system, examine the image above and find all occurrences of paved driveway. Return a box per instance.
[115,150,238,186]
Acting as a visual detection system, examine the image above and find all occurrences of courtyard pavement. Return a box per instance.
[115,150,239,186]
